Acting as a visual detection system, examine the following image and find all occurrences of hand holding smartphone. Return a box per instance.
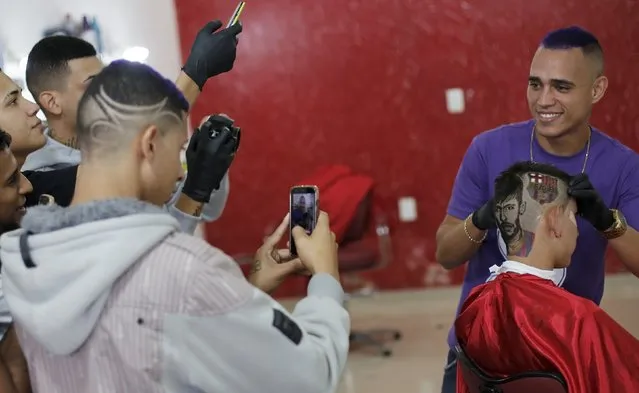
[289,185,320,256]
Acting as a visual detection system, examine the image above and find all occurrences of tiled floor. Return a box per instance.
[282,273,639,393]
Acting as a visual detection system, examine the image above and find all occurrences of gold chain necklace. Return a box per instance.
[529,126,591,174]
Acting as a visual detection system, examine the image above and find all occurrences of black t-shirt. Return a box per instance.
[23,165,78,207]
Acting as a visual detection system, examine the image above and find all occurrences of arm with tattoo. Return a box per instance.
[174,194,204,217]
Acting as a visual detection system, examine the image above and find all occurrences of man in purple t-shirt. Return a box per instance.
[435,26,639,393]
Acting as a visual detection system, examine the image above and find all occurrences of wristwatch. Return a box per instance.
[602,209,627,240]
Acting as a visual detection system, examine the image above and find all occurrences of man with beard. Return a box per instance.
[493,184,530,256]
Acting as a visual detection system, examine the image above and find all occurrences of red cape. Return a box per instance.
[455,273,639,393]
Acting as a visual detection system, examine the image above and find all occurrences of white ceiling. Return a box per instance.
[0,0,182,80]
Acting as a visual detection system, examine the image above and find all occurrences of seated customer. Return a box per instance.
[455,161,639,393]
[0,60,349,393]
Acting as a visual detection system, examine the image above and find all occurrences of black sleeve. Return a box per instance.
[23,165,78,208]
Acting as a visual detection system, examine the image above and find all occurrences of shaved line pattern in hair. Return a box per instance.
[78,84,183,154]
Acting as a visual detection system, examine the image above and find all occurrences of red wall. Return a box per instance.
[174,0,639,297]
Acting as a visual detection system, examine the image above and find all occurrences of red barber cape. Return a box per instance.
[455,273,639,393]
[296,165,373,244]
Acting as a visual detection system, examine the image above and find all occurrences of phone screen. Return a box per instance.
[289,186,319,256]
[227,2,246,28]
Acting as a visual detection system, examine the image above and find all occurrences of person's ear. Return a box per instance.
[592,75,608,104]
[38,91,62,115]
[139,125,160,161]
[520,201,527,215]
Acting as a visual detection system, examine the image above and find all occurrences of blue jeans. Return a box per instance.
[441,349,458,393]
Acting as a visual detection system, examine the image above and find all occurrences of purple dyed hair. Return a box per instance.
[541,26,601,50]
[540,26,604,74]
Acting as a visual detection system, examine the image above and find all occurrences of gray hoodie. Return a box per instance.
[0,199,350,393]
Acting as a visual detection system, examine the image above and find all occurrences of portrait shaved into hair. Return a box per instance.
[494,161,571,257]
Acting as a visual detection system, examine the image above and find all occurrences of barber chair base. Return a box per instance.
[349,329,402,357]
[344,294,403,357]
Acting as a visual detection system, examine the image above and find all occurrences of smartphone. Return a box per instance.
[289,185,320,256]
[227,1,246,28]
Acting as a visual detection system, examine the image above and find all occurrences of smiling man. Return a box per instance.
[434,26,639,392]
[0,130,32,393]
[0,130,31,237]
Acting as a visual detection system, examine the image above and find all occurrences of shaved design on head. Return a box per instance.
[493,162,572,258]
[78,85,183,154]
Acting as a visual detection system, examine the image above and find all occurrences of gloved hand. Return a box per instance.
[182,20,243,90]
[471,199,496,231]
[568,173,614,231]
[182,115,241,203]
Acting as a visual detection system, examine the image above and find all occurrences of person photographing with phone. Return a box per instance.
[0,60,349,393]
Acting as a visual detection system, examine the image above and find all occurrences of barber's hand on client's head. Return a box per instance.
[567,173,614,231]
[182,20,243,90]
[182,114,241,203]
[471,199,496,231]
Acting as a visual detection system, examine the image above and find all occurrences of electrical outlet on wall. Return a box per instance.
[445,88,465,114]
[398,197,418,222]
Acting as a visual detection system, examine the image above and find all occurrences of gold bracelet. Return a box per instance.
[464,214,487,244]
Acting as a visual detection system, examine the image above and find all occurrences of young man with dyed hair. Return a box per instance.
[435,26,639,392]
[455,161,639,393]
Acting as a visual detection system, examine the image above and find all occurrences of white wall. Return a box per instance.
[0,0,182,80]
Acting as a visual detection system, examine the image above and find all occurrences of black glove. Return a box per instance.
[182,115,241,203]
[182,20,243,90]
[567,173,614,231]
[471,199,496,231]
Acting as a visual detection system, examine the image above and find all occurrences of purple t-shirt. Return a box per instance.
[446,119,639,348]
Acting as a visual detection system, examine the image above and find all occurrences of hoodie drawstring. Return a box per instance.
[19,231,36,268]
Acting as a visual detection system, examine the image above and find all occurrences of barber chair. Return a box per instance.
[454,345,568,393]
[338,192,401,357]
